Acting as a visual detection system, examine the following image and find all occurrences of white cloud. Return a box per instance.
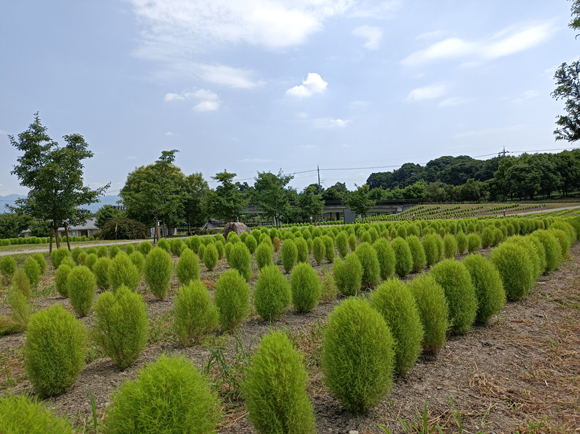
[198,64,261,89]
[286,73,328,98]
[310,118,351,128]
[194,100,220,112]
[164,93,185,101]
[165,131,174,136]
[439,97,470,107]
[241,158,272,163]
[300,144,315,149]
[513,90,540,102]
[403,22,555,66]
[349,0,403,19]
[0,129,9,135]
[352,25,383,50]
[406,84,447,102]
[164,88,221,111]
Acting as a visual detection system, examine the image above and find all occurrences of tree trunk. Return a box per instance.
[49,226,54,254]
[64,222,71,251]
[54,222,61,249]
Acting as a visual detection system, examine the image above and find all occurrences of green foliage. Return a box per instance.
[253,265,292,321]
[50,247,70,269]
[370,279,424,376]
[295,237,309,263]
[490,242,535,301]
[130,251,145,273]
[320,268,338,303]
[443,234,457,259]
[198,244,206,262]
[92,286,149,369]
[373,238,396,280]
[104,354,221,434]
[12,268,31,300]
[203,243,219,271]
[109,252,141,292]
[467,233,481,253]
[176,248,200,285]
[60,257,75,269]
[98,218,148,240]
[322,298,394,414]
[0,394,73,434]
[170,238,184,256]
[312,237,325,266]
[354,242,380,287]
[481,227,495,249]
[390,238,414,277]
[255,242,273,270]
[67,265,96,317]
[430,259,477,335]
[173,281,218,346]
[245,235,257,255]
[84,253,98,271]
[335,231,348,258]
[531,230,561,273]
[23,305,87,398]
[421,234,439,267]
[290,263,322,313]
[333,254,363,297]
[125,244,135,255]
[23,257,41,287]
[0,255,17,279]
[407,274,449,355]
[281,239,298,274]
[157,238,170,252]
[208,170,249,222]
[462,254,506,325]
[55,264,72,297]
[360,231,372,244]
[348,233,357,252]
[214,269,251,331]
[71,247,84,264]
[109,245,121,259]
[322,235,335,263]
[456,231,467,255]
[93,257,111,290]
[143,247,174,300]
[229,242,253,281]
[98,246,109,258]
[138,241,152,256]
[245,330,315,434]
[550,228,571,259]
[406,236,426,274]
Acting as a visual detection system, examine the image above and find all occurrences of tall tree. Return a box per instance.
[253,170,294,228]
[208,171,248,223]
[183,172,209,233]
[0,213,33,239]
[346,185,375,221]
[9,114,108,251]
[297,189,324,222]
[94,205,125,229]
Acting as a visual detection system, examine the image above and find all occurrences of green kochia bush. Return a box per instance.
[0,256,17,279]
[312,237,325,266]
[32,252,47,275]
[229,242,253,281]
[336,231,349,258]
[245,235,257,255]
[173,281,218,346]
[12,268,31,300]
[443,234,457,259]
[406,236,426,274]
[333,253,363,296]
[322,298,395,414]
[354,242,380,288]
[23,257,41,287]
[92,286,149,369]
[391,238,414,277]
[430,259,477,335]
[93,257,111,290]
[72,247,84,265]
[23,305,87,398]
[290,263,322,313]
[407,274,448,355]
[295,237,309,263]
[144,247,174,300]
[456,231,467,255]
[348,233,357,252]
[462,254,505,325]
[129,251,145,273]
[104,355,221,434]
[370,279,424,376]
[531,230,561,273]
[215,269,251,331]
[0,394,73,434]
[255,242,273,270]
[323,235,335,263]
[481,227,495,249]
[490,243,534,301]
[467,233,481,253]
[170,238,184,256]
[109,253,141,292]
[245,331,315,434]
[203,243,219,271]
[176,248,200,285]
[421,234,439,267]
[50,247,71,269]
[97,246,109,258]
[55,264,72,297]
[67,266,96,317]
[373,238,395,280]
[125,245,135,255]
[84,253,98,271]
[281,239,299,274]
[253,265,292,321]
[550,228,571,259]
[138,241,152,256]
[157,238,170,252]
[109,245,121,259]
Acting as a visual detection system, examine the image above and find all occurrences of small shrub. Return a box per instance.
[109,245,121,259]
[157,238,170,252]
[84,253,98,271]
[0,255,17,280]
[312,237,325,266]
[104,355,221,434]
[253,265,292,321]
[229,242,253,281]
[373,238,395,280]
[129,251,145,273]
[92,286,148,369]
[245,331,315,434]
[348,233,357,252]
[273,237,281,252]
[531,231,561,273]
[143,247,174,300]
[550,228,571,259]
[245,235,257,255]
[290,263,322,313]
[336,232,349,258]
[322,298,394,414]
[214,269,250,330]
[481,227,495,249]
[198,244,206,262]
[60,257,75,269]
[176,248,200,285]
[320,268,338,302]
[493,228,504,246]
[23,257,41,287]
[67,266,96,317]
[109,252,141,292]
[370,279,424,376]
[490,242,535,301]
[50,247,70,269]
[24,305,87,398]
[456,231,467,255]
[463,254,506,325]
[421,234,439,267]
[86,247,98,256]
[93,257,111,290]
[0,394,73,434]
[55,264,72,297]
[361,231,372,244]
[215,240,225,259]
[323,235,335,263]
[295,237,309,263]
[125,244,135,255]
[173,281,218,346]
[333,254,363,297]
[255,242,273,270]
[227,232,240,244]
[97,246,109,258]
[406,236,426,274]
[71,247,84,265]
[391,238,414,277]
[98,218,148,240]
[170,238,184,256]
[407,274,449,355]
[138,241,152,256]
[354,242,380,288]
[430,259,477,335]
[203,243,219,271]
[443,234,457,259]
[467,233,481,253]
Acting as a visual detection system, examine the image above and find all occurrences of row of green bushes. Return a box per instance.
[0,235,95,246]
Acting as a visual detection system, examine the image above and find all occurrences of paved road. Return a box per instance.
[0,239,150,257]
[512,204,580,216]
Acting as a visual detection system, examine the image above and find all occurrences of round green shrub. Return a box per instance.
[336,232,349,258]
[86,247,98,256]
[490,242,535,301]
[397,225,407,239]
[60,257,76,269]
[531,230,561,273]
[430,259,477,335]
[104,354,221,434]
[198,244,206,262]
[202,243,218,271]
[55,264,72,297]
[30,252,46,275]
[481,227,495,249]
[391,237,414,277]
[456,231,467,255]
[92,286,148,369]
[125,245,135,255]
[227,231,240,244]
[23,257,41,287]
[550,228,571,259]
[253,265,292,321]
[279,239,297,274]
[157,238,170,252]
[67,265,96,317]
[551,221,576,245]
[109,245,121,259]
[467,233,481,253]
[370,279,424,376]
[360,231,372,244]
[0,394,73,434]
[71,247,84,265]
[176,248,200,285]
[97,246,109,258]
[333,254,363,297]
[214,269,250,331]
[462,254,505,325]
[493,228,504,246]
[373,238,395,280]
[406,274,448,355]
[245,331,315,434]
[143,247,174,300]
[255,242,273,270]
[109,252,141,293]
[320,269,338,303]
[354,242,380,288]
[138,241,152,256]
[322,235,335,263]
[169,238,184,256]
[504,236,542,281]
[525,236,547,277]
[295,237,309,264]
[421,234,439,267]
[290,263,322,313]
[93,257,111,290]
[84,253,98,271]
[348,233,357,252]
[229,242,253,281]
[50,247,70,269]
[173,281,218,346]
[312,237,325,266]
[129,251,145,273]
[443,234,457,259]
[406,236,426,274]
[0,256,17,279]
[322,298,394,414]
[245,235,257,255]
[24,305,87,398]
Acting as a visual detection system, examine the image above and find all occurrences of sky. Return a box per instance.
[1,0,579,198]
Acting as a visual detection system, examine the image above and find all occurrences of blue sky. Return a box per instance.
[1,0,579,197]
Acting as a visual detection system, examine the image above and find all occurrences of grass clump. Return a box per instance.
[215,269,251,331]
[320,268,338,302]
[322,298,394,414]
[336,232,349,258]
[323,235,335,263]
[373,238,395,280]
[333,253,363,297]
[430,259,477,335]
[203,243,219,271]
[391,237,414,277]
[312,237,325,266]
[281,239,299,274]
[55,264,72,297]
[295,237,309,263]
[462,254,506,325]
[0,394,73,434]
[354,242,380,288]
[109,252,141,292]
[0,255,17,279]
[253,265,292,321]
[67,265,96,317]
[245,331,315,434]
[467,233,481,253]
[406,235,426,274]
[50,247,70,269]
[93,257,111,290]
[290,263,322,313]
[229,242,253,281]
[443,234,457,259]
[92,286,149,369]
[255,242,273,270]
[176,248,200,285]
[173,281,218,346]
[104,354,221,434]
[144,247,174,300]
[370,279,424,376]
[23,305,87,398]
[490,242,535,301]
[456,231,467,255]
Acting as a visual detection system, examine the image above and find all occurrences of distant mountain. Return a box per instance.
[0,195,122,213]
[0,194,25,211]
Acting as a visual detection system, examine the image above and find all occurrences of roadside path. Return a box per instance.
[0,239,150,257]
[512,204,580,216]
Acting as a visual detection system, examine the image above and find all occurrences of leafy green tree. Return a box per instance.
[346,185,375,221]
[555,150,580,196]
[95,205,125,229]
[207,171,248,222]
[402,181,427,200]
[322,182,349,203]
[9,114,108,251]
[253,170,294,228]
[297,189,324,222]
[0,213,32,239]
[183,173,209,233]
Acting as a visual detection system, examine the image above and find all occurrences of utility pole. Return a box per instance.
[498,146,510,158]
[317,165,323,222]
